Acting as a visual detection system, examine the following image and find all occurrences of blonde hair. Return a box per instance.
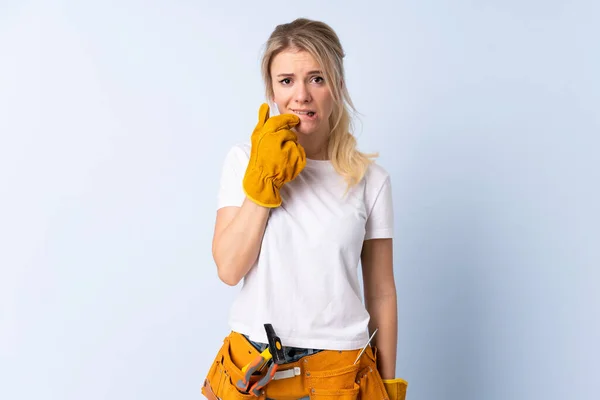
[261,18,378,188]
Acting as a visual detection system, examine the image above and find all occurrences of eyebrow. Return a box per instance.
[276,70,323,77]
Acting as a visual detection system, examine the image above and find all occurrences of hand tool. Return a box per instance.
[236,323,286,396]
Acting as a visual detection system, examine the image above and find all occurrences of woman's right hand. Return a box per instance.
[243,103,306,208]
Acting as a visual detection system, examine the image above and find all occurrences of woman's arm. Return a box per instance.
[361,238,398,379]
[212,197,270,286]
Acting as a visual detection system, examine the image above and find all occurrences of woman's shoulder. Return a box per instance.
[222,142,251,164]
[363,160,391,187]
[228,142,251,156]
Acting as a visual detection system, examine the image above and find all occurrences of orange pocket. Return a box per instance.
[305,362,360,390]
[353,346,393,400]
[219,374,264,400]
[308,383,360,399]
[304,362,360,400]
[356,364,389,400]
[202,335,267,400]
[202,343,226,397]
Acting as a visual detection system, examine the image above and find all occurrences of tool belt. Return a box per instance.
[202,331,407,400]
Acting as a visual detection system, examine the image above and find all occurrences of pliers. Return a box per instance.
[236,324,286,396]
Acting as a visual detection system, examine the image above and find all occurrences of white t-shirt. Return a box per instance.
[216,143,394,350]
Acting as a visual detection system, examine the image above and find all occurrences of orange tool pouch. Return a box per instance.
[201,331,408,400]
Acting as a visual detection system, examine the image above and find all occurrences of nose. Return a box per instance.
[294,82,311,104]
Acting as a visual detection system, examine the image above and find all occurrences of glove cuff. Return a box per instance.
[382,378,408,400]
[243,167,282,208]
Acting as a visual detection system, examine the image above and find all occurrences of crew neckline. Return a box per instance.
[305,157,333,169]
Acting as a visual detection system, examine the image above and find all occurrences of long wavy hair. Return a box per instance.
[261,18,378,188]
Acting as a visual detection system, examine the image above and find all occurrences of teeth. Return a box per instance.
[294,110,314,116]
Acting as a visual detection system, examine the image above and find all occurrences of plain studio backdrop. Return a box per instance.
[0,1,598,399]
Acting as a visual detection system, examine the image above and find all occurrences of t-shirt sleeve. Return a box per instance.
[217,145,249,209]
[364,175,394,240]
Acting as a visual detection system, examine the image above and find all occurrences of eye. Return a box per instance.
[312,76,325,84]
[279,78,291,85]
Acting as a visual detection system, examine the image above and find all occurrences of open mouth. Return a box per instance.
[292,109,316,118]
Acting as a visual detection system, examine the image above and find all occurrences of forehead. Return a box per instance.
[270,49,321,74]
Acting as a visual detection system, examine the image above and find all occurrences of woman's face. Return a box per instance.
[270,49,334,139]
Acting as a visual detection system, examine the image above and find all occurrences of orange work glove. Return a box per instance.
[383,378,408,400]
[243,103,306,208]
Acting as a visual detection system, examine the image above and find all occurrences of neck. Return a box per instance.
[298,136,329,161]
[302,143,328,160]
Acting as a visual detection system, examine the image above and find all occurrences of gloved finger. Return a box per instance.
[257,103,271,129]
[294,142,307,167]
[281,142,306,180]
[266,128,299,146]
[263,113,300,132]
[279,136,304,155]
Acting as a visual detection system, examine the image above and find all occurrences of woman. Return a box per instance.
[203,18,408,400]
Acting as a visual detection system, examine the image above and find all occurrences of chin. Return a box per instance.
[296,121,325,136]
[294,126,315,136]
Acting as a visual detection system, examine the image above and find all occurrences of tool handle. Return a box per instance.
[250,362,279,396]
[242,348,271,372]
[236,354,265,392]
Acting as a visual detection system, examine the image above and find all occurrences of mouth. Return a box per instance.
[291,109,316,117]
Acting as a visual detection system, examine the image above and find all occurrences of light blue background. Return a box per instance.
[1,1,598,399]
